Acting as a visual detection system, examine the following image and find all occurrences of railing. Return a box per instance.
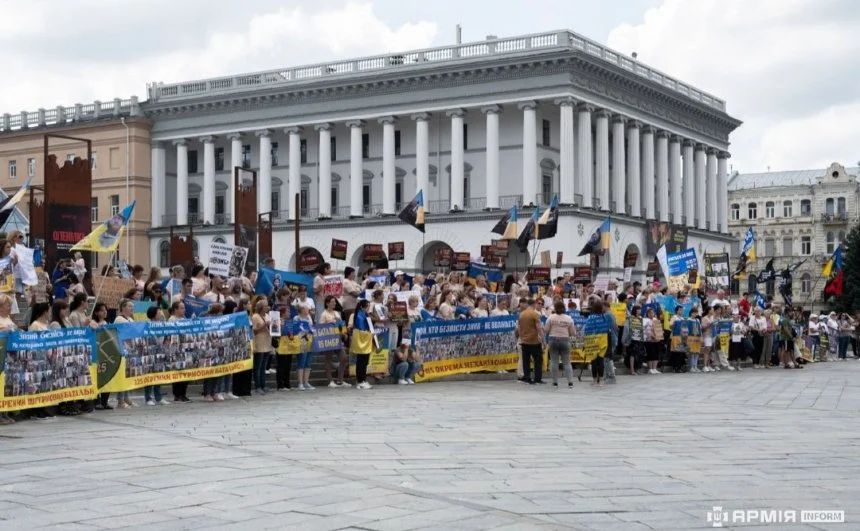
[821,212,849,223]
[499,194,523,209]
[1,97,140,132]
[146,30,725,111]
[574,194,583,206]
[592,197,601,210]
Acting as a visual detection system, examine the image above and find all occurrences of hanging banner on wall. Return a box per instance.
[411,316,519,381]
[1,328,97,412]
[646,221,688,255]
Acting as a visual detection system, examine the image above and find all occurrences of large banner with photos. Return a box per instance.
[0,328,98,412]
[411,316,519,381]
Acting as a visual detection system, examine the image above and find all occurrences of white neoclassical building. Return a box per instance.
[144,29,740,274]
[728,162,859,311]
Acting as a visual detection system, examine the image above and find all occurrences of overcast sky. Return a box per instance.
[1,0,857,173]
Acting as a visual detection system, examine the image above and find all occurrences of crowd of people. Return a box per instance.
[0,235,854,426]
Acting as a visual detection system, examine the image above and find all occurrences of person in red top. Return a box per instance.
[739,292,751,319]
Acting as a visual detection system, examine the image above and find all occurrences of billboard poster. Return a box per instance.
[646,221,688,255]
[47,204,90,268]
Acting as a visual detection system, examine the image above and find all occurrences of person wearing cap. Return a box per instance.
[391,270,409,292]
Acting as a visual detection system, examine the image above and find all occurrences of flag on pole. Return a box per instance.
[71,201,136,253]
[536,195,559,240]
[491,205,518,240]
[756,258,776,283]
[577,217,611,256]
[822,246,843,278]
[397,190,425,233]
[0,177,32,227]
[516,208,540,252]
[825,270,844,298]
[754,291,766,309]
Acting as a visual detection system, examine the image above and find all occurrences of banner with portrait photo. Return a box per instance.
[704,252,730,295]
[255,267,314,297]
[670,318,703,353]
[571,313,610,364]
[646,221,688,255]
[411,316,519,381]
[98,312,252,393]
[208,242,248,278]
[1,328,98,412]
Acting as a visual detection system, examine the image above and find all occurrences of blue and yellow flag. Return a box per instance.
[398,190,425,233]
[742,227,756,261]
[349,309,375,355]
[71,201,136,253]
[491,205,518,240]
[536,194,558,240]
[578,217,611,256]
[822,245,843,278]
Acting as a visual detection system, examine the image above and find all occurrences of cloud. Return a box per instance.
[607,0,860,172]
[0,1,437,112]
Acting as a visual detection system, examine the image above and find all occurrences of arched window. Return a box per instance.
[783,200,792,217]
[826,198,835,215]
[801,273,812,295]
[731,203,740,221]
[827,231,836,253]
[765,201,775,218]
[748,202,758,219]
[159,240,169,268]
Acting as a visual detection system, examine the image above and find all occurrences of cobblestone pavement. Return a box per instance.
[2,361,859,530]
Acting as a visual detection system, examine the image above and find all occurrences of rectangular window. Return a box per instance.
[394,130,401,156]
[300,139,307,164]
[765,203,774,218]
[801,236,811,255]
[215,147,224,171]
[542,119,551,147]
[188,197,199,215]
[783,238,792,257]
[187,150,198,173]
[801,200,811,216]
[8,160,16,179]
[270,142,279,166]
[362,183,371,212]
[300,188,309,217]
[109,147,120,169]
[783,201,792,217]
[109,194,120,216]
[765,238,775,257]
[271,191,280,214]
[362,133,370,159]
[395,182,402,210]
[27,158,35,177]
[331,186,338,211]
[90,153,97,171]
[215,195,225,216]
[91,197,99,222]
[463,123,468,150]
[330,137,336,161]
[241,144,251,169]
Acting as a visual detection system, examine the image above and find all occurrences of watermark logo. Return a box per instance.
[706,507,844,527]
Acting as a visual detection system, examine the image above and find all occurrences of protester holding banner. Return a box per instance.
[113,299,139,408]
[293,303,316,391]
[313,263,332,316]
[318,295,349,388]
[546,300,576,387]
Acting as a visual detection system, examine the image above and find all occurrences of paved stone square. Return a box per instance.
[2,361,858,530]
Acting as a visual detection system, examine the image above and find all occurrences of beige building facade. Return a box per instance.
[0,98,152,267]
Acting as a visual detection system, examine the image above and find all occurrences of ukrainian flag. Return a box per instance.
[491,205,518,240]
[349,309,375,355]
[71,201,136,253]
[822,245,843,278]
[398,190,425,233]
[742,227,756,262]
[578,217,611,256]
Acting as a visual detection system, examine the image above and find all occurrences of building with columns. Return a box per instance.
[0,97,152,267]
[728,162,859,312]
[144,29,740,274]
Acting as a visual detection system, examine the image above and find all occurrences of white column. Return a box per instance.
[447,109,465,210]
[201,136,216,224]
[257,130,272,216]
[718,152,730,233]
[641,126,655,219]
[576,103,594,208]
[347,120,364,218]
[286,126,302,220]
[706,148,718,231]
[518,101,537,206]
[174,139,188,226]
[316,123,332,218]
[682,140,695,228]
[150,143,165,227]
[694,144,707,230]
[480,106,501,209]
[379,116,397,214]
[412,113,430,204]
[595,110,610,210]
[610,116,626,215]
[655,131,669,222]
[227,133,242,222]
[668,136,682,224]
[556,98,575,205]
[626,121,641,217]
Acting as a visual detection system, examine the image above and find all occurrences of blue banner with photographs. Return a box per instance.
[255,267,314,297]
[1,327,98,412]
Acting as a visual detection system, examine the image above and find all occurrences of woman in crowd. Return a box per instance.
[319,295,349,388]
[313,262,332,315]
[293,303,315,391]
[748,307,768,368]
[113,299,137,408]
[643,307,662,374]
[201,303,226,402]
[778,307,799,369]
[729,312,747,372]
[546,300,576,388]
[349,299,374,390]
[89,302,114,410]
[67,293,90,328]
[168,301,192,401]
[251,299,273,394]
[838,313,855,360]
[393,340,419,385]
[667,306,686,373]
[808,313,821,361]
[0,294,18,424]
[470,297,490,318]
[625,305,645,375]
[190,265,208,297]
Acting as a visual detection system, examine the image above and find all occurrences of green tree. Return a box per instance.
[831,221,860,313]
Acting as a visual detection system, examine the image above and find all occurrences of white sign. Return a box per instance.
[393,289,423,309]
[623,266,633,283]
[13,244,37,286]
[209,242,248,278]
